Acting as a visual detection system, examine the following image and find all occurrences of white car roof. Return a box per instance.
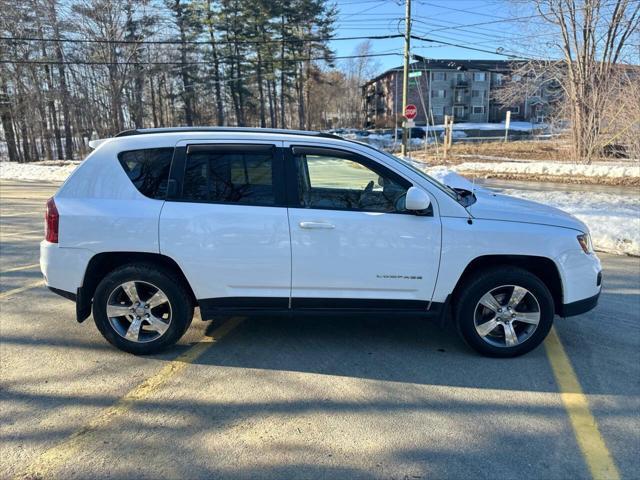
[92,127,362,152]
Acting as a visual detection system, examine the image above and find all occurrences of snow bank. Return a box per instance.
[500,188,640,256]
[423,121,543,133]
[0,161,80,182]
[423,166,640,256]
[454,161,640,180]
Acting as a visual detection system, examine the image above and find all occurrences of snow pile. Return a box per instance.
[440,130,468,140]
[425,166,478,191]
[424,167,640,256]
[422,121,546,133]
[0,161,80,182]
[454,161,640,179]
[500,188,640,256]
[346,133,400,151]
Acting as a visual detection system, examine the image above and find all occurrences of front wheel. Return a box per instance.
[454,267,554,357]
[93,264,193,354]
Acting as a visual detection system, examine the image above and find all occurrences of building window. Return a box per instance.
[471,89,485,99]
[472,106,485,114]
[453,106,465,118]
[495,73,503,85]
[431,89,446,98]
[511,106,520,114]
[473,72,486,82]
[432,72,446,81]
[455,72,465,81]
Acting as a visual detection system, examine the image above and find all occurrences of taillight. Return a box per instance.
[45,197,59,243]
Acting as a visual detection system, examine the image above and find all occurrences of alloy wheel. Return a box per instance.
[106,280,172,343]
[473,285,541,348]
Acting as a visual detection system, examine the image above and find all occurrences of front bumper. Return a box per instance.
[558,290,600,317]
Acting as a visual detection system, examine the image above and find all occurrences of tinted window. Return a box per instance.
[118,148,173,199]
[182,148,275,206]
[294,151,409,213]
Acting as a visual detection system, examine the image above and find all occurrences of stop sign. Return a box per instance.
[404,104,417,120]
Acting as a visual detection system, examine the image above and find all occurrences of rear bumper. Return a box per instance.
[41,242,93,322]
[558,290,600,317]
[40,241,92,293]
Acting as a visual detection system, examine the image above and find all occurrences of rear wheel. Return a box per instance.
[454,267,554,357]
[93,264,193,354]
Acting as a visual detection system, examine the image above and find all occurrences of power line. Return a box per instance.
[414,0,640,32]
[411,28,544,60]
[0,35,537,68]
[0,33,403,46]
[410,34,537,60]
[0,51,402,66]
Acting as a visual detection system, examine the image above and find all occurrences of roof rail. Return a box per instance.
[114,127,343,140]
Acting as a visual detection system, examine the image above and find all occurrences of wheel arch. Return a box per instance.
[77,251,196,323]
[451,255,563,313]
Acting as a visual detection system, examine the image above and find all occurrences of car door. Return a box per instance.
[285,144,442,310]
[159,140,291,311]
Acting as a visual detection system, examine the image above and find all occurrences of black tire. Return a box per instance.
[93,263,194,355]
[454,267,554,357]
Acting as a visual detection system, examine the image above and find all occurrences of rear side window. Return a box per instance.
[181,147,276,206]
[117,148,174,199]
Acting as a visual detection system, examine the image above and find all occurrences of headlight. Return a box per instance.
[577,233,594,254]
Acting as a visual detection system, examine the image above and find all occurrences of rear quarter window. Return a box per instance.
[117,148,174,199]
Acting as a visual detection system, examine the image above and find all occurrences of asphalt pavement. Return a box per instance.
[1,180,638,479]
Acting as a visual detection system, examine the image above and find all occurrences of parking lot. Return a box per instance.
[1,179,638,479]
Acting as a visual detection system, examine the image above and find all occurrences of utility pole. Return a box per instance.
[401,0,412,156]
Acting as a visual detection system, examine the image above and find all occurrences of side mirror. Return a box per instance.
[405,186,431,212]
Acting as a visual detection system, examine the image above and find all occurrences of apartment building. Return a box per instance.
[362,57,544,127]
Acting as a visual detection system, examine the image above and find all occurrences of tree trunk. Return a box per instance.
[279,14,286,128]
[48,0,73,159]
[175,0,194,126]
[149,76,158,127]
[45,65,63,159]
[296,66,305,130]
[256,48,266,128]
[206,1,225,126]
[0,80,19,162]
[267,79,276,128]
[158,75,166,126]
[20,120,31,163]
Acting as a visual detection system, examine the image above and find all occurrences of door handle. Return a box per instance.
[299,221,335,230]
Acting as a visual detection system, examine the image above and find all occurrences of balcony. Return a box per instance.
[453,79,469,88]
[453,95,469,105]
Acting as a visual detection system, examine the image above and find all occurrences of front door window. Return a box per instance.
[293,149,410,213]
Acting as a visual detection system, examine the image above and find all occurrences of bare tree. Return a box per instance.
[533,0,640,162]
[342,41,381,128]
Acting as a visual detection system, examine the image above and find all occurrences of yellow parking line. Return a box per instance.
[15,316,244,480]
[0,263,40,273]
[545,327,620,480]
[0,280,45,300]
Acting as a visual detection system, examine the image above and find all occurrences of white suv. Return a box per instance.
[40,128,602,357]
